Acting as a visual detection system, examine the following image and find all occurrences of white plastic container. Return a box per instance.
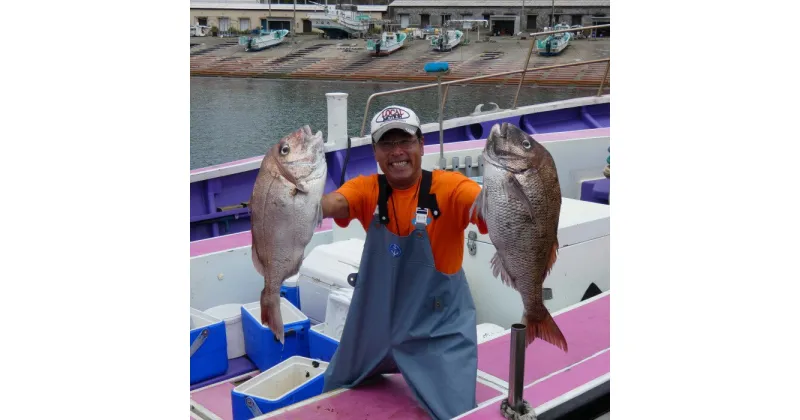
[204,303,246,359]
[231,356,329,420]
[476,323,506,344]
[323,288,353,340]
[298,238,364,323]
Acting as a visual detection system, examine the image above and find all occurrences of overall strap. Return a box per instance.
[417,170,441,219]
[377,174,392,225]
[377,170,442,226]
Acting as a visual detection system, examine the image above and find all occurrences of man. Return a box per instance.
[319,105,488,420]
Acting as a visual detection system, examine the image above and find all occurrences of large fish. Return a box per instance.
[471,122,567,352]
[250,126,327,344]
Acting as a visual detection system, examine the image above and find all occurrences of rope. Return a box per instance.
[500,399,538,420]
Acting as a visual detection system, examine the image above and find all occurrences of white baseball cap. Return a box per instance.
[370,105,421,143]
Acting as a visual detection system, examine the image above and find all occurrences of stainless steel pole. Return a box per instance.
[508,323,526,412]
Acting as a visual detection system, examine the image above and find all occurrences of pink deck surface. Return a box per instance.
[191,381,238,420]
[265,374,504,420]
[422,128,610,154]
[458,350,610,419]
[477,295,609,386]
[190,219,333,257]
[191,155,264,174]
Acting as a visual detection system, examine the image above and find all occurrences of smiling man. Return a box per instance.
[319,105,489,420]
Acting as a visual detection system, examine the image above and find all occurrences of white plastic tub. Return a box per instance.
[204,303,246,359]
[323,288,353,340]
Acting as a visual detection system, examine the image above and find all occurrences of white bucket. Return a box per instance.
[204,303,246,359]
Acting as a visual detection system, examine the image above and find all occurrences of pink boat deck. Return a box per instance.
[190,219,333,257]
[477,294,610,386]
[190,294,610,420]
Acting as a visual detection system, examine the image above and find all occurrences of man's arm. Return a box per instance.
[452,176,489,234]
[321,192,350,220]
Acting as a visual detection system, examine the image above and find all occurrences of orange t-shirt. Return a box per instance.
[333,170,488,275]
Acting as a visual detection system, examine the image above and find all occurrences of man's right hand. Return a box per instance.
[321,192,350,220]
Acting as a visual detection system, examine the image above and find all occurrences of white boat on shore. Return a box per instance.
[366,30,407,56]
[239,29,289,52]
[431,29,463,51]
[308,4,370,39]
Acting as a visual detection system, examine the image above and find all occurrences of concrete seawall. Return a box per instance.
[190,35,610,87]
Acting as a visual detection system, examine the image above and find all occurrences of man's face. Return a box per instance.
[374,129,424,188]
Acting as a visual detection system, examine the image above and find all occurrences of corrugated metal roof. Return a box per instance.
[357,5,389,12]
[388,0,610,7]
[190,2,326,11]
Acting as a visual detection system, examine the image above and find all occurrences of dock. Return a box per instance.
[190,35,610,87]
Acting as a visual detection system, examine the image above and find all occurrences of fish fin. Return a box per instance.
[251,246,266,277]
[490,252,517,289]
[523,309,568,352]
[315,201,324,228]
[503,174,535,221]
[544,240,559,278]
[469,186,489,221]
[260,288,285,345]
[272,154,306,193]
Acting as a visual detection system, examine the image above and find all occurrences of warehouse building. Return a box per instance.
[190,1,387,34]
[386,0,609,36]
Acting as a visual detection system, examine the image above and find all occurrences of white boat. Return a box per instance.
[308,4,370,39]
[431,29,463,51]
[536,23,573,56]
[365,31,407,56]
[190,25,210,37]
[239,29,289,52]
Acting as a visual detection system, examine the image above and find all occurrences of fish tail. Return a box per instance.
[522,309,568,352]
[260,288,285,344]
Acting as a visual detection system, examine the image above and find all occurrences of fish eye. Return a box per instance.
[280,144,290,155]
[522,140,532,149]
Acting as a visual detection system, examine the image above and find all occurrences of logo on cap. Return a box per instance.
[376,107,410,123]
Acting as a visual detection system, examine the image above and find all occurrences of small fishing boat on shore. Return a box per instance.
[308,4,370,39]
[366,30,407,56]
[431,28,463,51]
[536,23,572,56]
[239,29,289,52]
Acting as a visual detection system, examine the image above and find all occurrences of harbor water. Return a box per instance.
[190,77,607,169]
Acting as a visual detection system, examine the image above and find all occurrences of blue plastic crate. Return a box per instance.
[241,298,311,372]
[231,356,329,420]
[308,323,339,362]
[279,285,300,311]
[190,308,229,384]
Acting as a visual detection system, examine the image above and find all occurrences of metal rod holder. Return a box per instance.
[500,323,536,419]
[509,323,526,411]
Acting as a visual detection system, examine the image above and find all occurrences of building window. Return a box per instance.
[218,17,230,32]
[526,14,537,30]
[198,17,208,26]
[420,13,430,27]
[571,14,582,26]
[441,14,451,25]
[240,18,250,31]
